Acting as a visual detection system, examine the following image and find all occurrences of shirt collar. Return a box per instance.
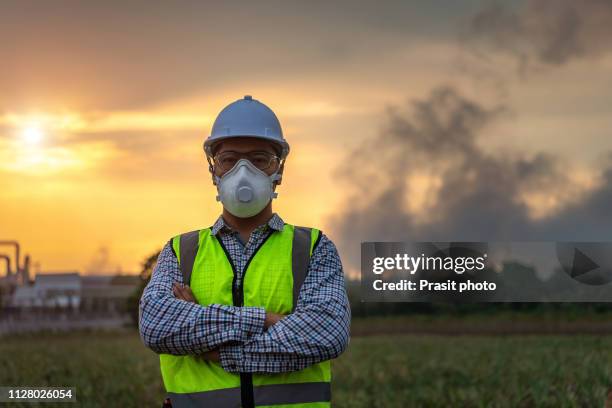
[211,213,285,236]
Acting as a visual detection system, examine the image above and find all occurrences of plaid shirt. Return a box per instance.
[139,213,351,373]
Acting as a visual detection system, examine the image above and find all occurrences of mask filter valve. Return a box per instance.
[237,186,253,203]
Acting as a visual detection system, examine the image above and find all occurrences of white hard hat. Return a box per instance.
[204,95,290,159]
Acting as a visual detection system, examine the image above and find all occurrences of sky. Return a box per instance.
[1,0,612,276]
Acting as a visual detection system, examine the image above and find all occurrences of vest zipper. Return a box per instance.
[216,230,275,408]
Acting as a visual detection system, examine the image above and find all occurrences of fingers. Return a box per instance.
[172,283,184,299]
[181,285,196,302]
[194,350,220,363]
[264,312,286,328]
[172,283,196,302]
[203,350,220,362]
[174,283,188,299]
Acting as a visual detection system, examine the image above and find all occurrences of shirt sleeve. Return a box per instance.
[218,233,351,373]
[138,240,266,355]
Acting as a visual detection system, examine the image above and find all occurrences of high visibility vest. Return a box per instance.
[159,224,331,408]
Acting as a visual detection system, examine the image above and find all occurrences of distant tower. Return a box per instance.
[22,254,31,285]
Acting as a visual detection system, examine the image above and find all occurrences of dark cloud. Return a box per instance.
[0,0,483,111]
[468,0,612,71]
[330,86,612,271]
[329,0,612,271]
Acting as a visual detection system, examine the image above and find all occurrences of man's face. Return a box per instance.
[212,137,281,178]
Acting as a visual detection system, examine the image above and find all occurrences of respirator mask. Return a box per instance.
[215,159,280,218]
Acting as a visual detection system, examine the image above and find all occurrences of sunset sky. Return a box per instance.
[2,1,612,276]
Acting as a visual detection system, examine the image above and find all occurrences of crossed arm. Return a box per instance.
[138,234,351,373]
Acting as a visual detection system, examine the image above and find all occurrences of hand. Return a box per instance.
[264,312,285,329]
[196,349,220,363]
[173,283,197,303]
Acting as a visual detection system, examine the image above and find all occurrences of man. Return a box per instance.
[139,95,351,408]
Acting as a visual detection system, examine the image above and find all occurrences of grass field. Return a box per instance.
[1,329,611,407]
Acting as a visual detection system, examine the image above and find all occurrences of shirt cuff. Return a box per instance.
[239,306,265,341]
[219,342,243,373]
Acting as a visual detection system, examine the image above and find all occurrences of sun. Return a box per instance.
[21,124,44,145]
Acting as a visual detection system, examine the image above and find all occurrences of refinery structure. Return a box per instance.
[0,240,140,334]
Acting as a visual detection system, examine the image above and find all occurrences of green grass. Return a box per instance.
[333,335,612,407]
[0,330,163,407]
[1,330,611,407]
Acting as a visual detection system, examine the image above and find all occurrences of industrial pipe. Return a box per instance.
[0,241,20,274]
[0,254,10,276]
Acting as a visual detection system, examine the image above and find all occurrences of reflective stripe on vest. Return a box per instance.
[161,224,330,408]
[168,381,331,407]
